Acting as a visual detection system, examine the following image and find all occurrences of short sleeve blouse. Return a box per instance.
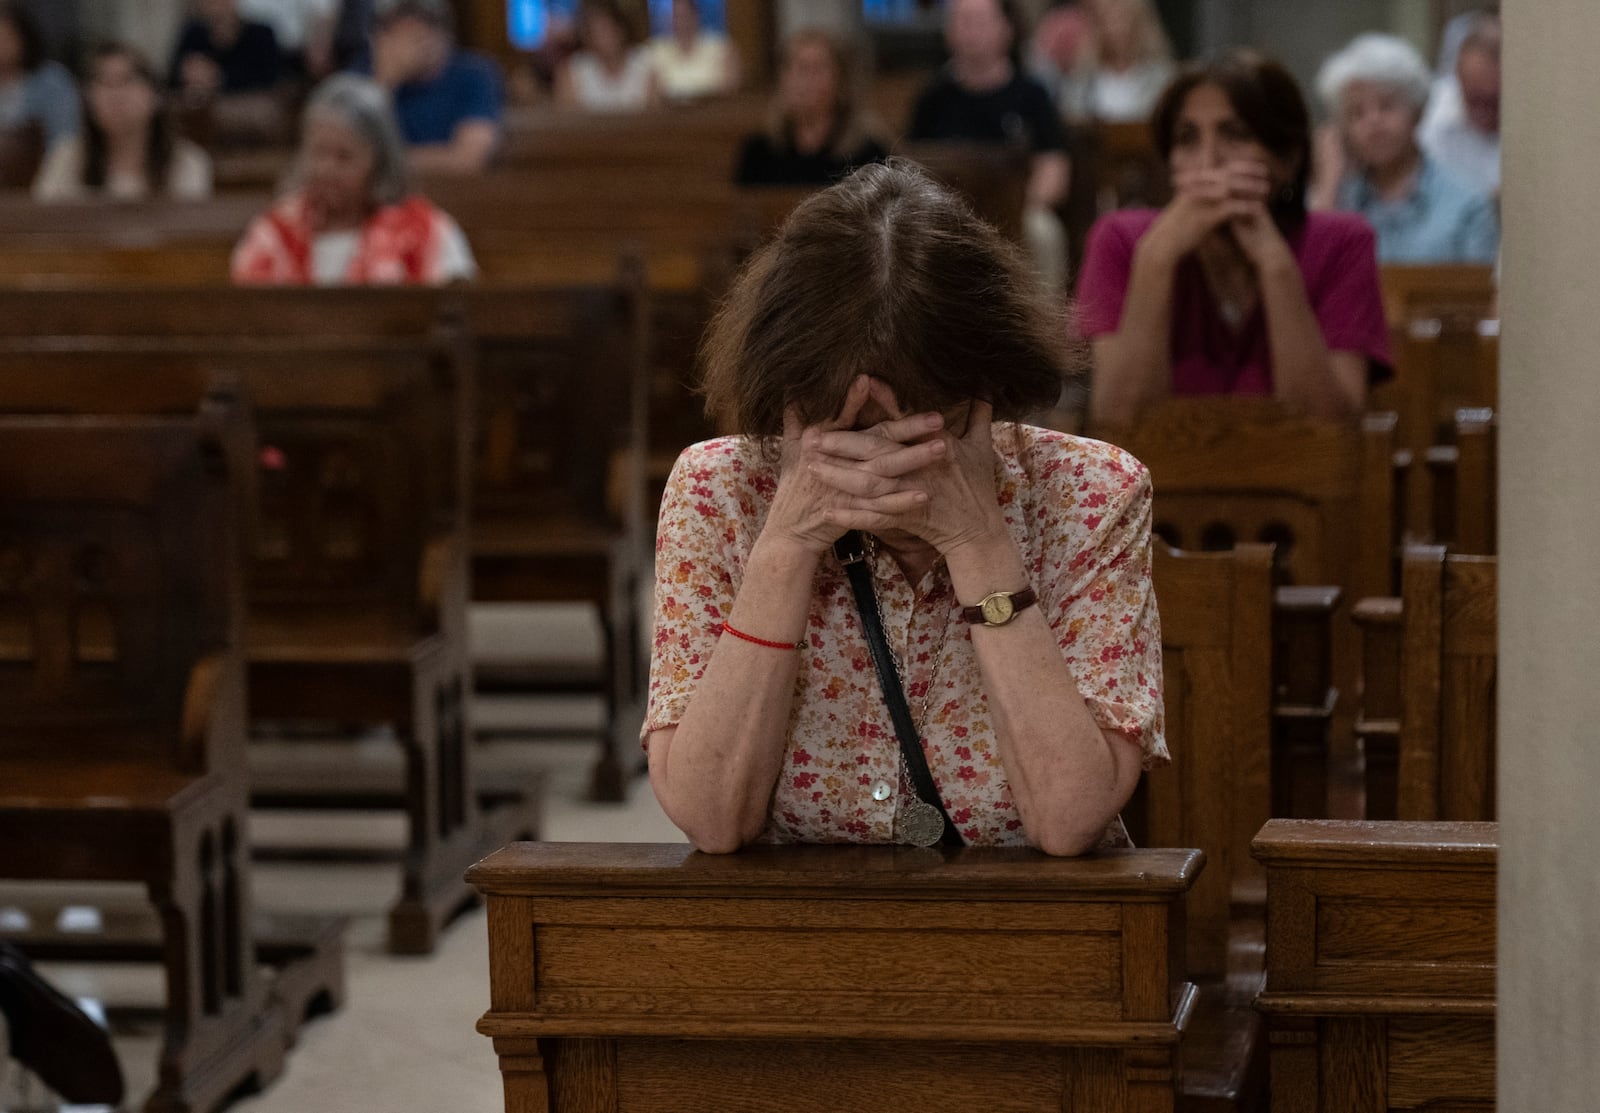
[1075,209,1393,396]
[644,425,1167,848]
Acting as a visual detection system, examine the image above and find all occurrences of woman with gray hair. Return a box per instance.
[1310,32,1497,264]
[232,72,476,283]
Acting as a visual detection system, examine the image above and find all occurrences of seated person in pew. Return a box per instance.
[232,73,475,284]
[650,0,739,103]
[556,0,660,112]
[34,44,214,202]
[734,29,889,188]
[1311,33,1499,264]
[908,0,1073,290]
[361,0,502,174]
[1036,0,1175,124]
[1076,50,1392,425]
[169,0,285,101]
[0,2,81,153]
[645,161,1167,857]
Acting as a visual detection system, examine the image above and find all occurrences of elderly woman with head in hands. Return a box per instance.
[645,161,1167,856]
[232,73,475,285]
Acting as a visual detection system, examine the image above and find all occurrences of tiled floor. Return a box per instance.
[2,603,686,1113]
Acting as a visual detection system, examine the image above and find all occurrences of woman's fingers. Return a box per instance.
[808,445,944,497]
[863,377,906,422]
[823,375,874,432]
[810,414,944,460]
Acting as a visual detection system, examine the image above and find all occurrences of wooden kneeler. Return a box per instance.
[469,843,1201,1113]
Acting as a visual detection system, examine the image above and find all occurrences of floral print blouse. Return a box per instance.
[644,423,1168,848]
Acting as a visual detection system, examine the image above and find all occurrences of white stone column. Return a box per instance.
[1499,1,1600,1108]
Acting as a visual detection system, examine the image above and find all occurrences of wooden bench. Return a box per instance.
[0,288,545,953]
[0,407,290,1113]
[1352,546,1497,822]
[1425,407,1497,556]
[468,842,1202,1113]
[1253,819,1496,1112]
[1092,399,1397,817]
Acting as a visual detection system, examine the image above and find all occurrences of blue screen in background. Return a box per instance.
[508,0,578,50]
[863,0,942,23]
[510,0,725,49]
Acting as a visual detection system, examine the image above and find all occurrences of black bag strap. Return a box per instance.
[833,530,963,848]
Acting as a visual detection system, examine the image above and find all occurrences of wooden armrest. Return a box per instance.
[1351,595,1402,628]
[180,652,230,770]
[1274,585,1342,614]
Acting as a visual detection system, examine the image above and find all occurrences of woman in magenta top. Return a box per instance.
[1076,50,1391,425]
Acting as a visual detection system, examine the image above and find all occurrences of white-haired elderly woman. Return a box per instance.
[1310,32,1497,264]
[232,73,477,284]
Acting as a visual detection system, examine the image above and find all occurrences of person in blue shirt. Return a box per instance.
[1311,32,1497,265]
[364,0,501,174]
[0,1,81,150]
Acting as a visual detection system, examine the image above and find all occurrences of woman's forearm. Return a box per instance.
[648,534,820,851]
[943,535,1141,855]
[1089,236,1178,426]
[1259,254,1361,416]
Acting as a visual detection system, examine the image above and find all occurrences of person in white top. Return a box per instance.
[1419,10,1500,196]
[557,0,659,112]
[1032,0,1173,123]
[33,44,212,202]
[649,0,738,102]
[232,74,475,285]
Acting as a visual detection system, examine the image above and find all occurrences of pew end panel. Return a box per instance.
[1252,819,1496,1113]
[469,842,1204,1113]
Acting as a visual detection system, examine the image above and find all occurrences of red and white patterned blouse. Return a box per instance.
[644,423,1168,848]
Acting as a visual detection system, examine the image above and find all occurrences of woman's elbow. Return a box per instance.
[1030,825,1105,858]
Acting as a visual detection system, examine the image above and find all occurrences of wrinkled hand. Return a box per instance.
[763,376,947,556]
[807,395,1007,559]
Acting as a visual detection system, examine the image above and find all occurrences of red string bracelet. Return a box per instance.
[719,621,805,650]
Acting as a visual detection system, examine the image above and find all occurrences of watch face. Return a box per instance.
[981,593,1014,625]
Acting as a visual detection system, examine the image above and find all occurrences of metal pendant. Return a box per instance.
[896,793,947,847]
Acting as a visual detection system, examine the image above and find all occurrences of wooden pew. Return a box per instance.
[459,277,653,799]
[1091,399,1398,817]
[1425,407,1497,556]
[1378,263,1497,335]
[0,407,291,1113]
[1354,546,1497,822]
[1253,819,1497,1112]
[1141,543,1274,1112]
[0,288,543,953]
[468,842,1202,1113]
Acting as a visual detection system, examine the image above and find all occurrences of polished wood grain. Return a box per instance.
[1253,819,1496,1113]
[470,843,1202,1113]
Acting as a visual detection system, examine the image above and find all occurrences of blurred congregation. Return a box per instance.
[0,0,1532,1111]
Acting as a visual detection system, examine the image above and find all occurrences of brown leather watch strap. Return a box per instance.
[960,587,1038,625]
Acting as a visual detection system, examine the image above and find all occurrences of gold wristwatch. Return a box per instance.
[960,587,1038,627]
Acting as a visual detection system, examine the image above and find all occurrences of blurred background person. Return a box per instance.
[169,0,284,101]
[650,0,738,102]
[556,0,659,112]
[35,43,212,201]
[908,0,1072,290]
[1420,9,1500,196]
[735,29,887,187]
[1042,0,1174,123]
[1076,50,1390,426]
[0,1,80,153]
[233,73,476,284]
[240,0,339,79]
[365,0,502,174]
[1313,32,1497,264]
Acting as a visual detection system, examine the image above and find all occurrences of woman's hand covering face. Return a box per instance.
[764,376,947,555]
[799,378,1008,558]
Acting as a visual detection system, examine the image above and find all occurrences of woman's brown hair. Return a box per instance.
[1151,49,1311,234]
[700,159,1073,438]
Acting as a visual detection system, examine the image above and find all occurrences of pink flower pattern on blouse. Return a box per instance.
[644,424,1168,848]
